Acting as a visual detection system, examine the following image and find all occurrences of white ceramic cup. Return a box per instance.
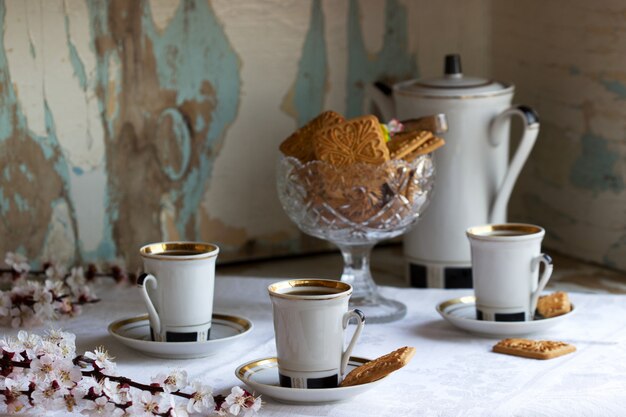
[138,241,219,342]
[268,279,365,389]
[466,224,553,321]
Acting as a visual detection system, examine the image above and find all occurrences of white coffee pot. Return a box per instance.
[366,54,540,288]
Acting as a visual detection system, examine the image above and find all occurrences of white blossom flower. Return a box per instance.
[0,291,12,316]
[152,369,188,393]
[167,403,190,417]
[84,347,116,374]
[5,252,30,274]
[44,329,76,358]
[101,378,131,406]
[37,339,64,358]
[67,267,86,289]
[224,387,262,417]
[45,262,68,281]
[3,377,30,413]
[55,358,82,388]
[16,330,42,359]
[81,395,121,416]
[186,381,215,414]
[58,385,86,413]
[32,381,69,411]
[30,354,56,382]
[0,336,24,361]
[128,391,163,416]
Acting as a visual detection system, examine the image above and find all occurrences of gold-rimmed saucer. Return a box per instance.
[108,313,253,359]
[235,356,385,404]
[436,296,575,337]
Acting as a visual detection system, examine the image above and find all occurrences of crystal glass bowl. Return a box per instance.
[276,154,435,323]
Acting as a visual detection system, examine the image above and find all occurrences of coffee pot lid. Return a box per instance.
[396,54,508,97]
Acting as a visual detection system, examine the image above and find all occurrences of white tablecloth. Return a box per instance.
[4,276,626,416]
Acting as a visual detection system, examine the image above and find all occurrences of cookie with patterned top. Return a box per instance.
[279,110,345,162]
[313,115,390,166]
[493,338,576,360]
[340,346,415,387]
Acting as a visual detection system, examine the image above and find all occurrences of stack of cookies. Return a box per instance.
[279,111,445,225]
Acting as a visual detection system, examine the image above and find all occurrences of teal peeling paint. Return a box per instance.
[195,114,205,132]
[570,132,624,193]
[0,188,10,215]
[141,0,241,236]
[65,12,88,91]
[346,0,417,117]
[293,0,327,126]
[72,166,84,175]
[569,66,580,76]
[3,166,10,181]
[13,193,29,212]
[19,164,34,182]
[159,108,191,181]
[600,79,626,99]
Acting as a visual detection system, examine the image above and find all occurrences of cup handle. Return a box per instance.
[340,309,365,375]
[529,254,554,317]
[137,273,161,338]
[488,105,540,223]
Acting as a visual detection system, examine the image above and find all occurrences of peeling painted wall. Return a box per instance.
[0,0,493,269]
[495,0,626,271]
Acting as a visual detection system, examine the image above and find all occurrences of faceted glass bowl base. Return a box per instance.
[349,295,407,324]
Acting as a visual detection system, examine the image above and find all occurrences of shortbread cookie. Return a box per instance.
[493,338,576,360]
[340,346,415,387]
[313,115,390,166]
[386,130,434,160]
[279,110,345,162]
[402,135,445,161]
[537,291,571,318]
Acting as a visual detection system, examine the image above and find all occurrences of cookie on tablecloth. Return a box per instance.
[493,338,576,360]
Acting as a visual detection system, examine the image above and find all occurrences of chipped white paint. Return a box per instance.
[41,200,75,265]
[495,0,626,271]
[4,0,105,170]
[357,0,385,54]
[322,0,348,113]
[206,0,310,236]
[4,0,47,137]
[68,168,108,253]
[149,0,181,33]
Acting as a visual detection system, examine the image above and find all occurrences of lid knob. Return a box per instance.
[444,54,462,77]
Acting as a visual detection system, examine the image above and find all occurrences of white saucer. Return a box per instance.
[108,313,253,359]
[235,356,385,404]
[436,296,575,337]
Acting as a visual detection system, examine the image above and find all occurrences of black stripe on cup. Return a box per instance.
[476,310,525,322]
[279,373,338,389]
[150,328,212,342]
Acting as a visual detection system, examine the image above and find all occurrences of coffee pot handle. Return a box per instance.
[340,309,366,376]
[137,273,161,339]
[488,105,540,223]
[364,83,395,121]
[529,254,554,318]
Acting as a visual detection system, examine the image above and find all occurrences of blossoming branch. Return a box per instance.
[0,330,262,416]
[0,252,133,328]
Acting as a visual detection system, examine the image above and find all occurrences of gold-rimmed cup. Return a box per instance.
[268,279,365,389]
[138,241,219,342]
[466,223,553,322]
